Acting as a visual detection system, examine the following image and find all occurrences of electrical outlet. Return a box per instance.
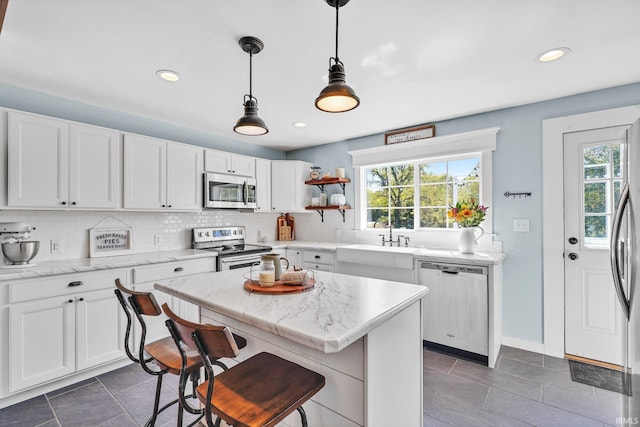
[154,235,161,246]
[50,239,64,254]
[513,218,530,233]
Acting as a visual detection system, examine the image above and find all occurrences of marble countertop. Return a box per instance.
[0,249,217,280]
[267,241,504,265]
[155,268,429,353]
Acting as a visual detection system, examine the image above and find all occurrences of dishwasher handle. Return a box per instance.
[420,261,487,275]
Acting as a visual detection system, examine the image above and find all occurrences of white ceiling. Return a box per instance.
[1,0,640,151]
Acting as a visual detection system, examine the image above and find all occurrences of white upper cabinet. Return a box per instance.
[123,133,202,210]
[271,160,313,213]
[8,111,120,209]
[166,142,203,210]
[204,149,255,178]
[254,158,271,212]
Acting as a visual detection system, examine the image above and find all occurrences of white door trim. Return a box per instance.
[542,104,640,358]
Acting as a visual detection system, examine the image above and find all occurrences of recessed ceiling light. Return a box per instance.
[293,122,307,128]
[537,47,571,63]
[156,69,180,82]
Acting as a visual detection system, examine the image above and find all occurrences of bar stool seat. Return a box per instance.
[162,303,326,427]
[196,352,325,427]
[144,337,202,375]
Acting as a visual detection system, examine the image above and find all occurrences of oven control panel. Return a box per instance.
[193,226,245,248]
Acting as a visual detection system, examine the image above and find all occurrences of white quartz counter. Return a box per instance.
[155,268,429,353]
[0,249,217,280]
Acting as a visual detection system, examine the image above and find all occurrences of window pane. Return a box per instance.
[584,182,607,213]
[389,187,414,207]
[584,165,608,179]
[420,183,447,206]
[367,188,388,207]
[420,162,447,183]
[366,167,388,187]
[613,144,622,178]
[449,158,480,181]
[389,164,414,186]
[389,209,414,228]
[455,181,480,203]
[584,145,610,166]
[420,208,448,228]
[367,209,388,228]
[585,216,607,239]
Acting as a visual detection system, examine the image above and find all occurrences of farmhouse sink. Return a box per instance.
[336,244,416,269]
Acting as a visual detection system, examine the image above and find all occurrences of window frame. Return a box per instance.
[349,127,498,234]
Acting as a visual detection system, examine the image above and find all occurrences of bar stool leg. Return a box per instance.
[145,374,164,427]
[297,406,308,427]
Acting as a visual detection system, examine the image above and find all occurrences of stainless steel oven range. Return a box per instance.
[192,226,272,271]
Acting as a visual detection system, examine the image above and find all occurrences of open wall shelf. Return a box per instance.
[304,177,351,222]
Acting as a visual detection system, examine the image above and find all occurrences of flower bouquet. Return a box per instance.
[447,198,488,227]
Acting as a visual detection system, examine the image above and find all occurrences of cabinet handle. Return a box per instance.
[161,204,166,208]
[61,201,67,205]
[167,205,172,208]
[68,299,73,303]
[446,333,455,338]
[232,170,236,173]
[68,281,83,287]
[174,267,184,272]
[314,255,320,259]
[78,297,84,302]
[442,271,459,275]
[71,201,76,205]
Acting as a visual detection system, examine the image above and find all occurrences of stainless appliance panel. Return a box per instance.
[204,173,257,209]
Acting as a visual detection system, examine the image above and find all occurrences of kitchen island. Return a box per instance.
[155,268,429,427]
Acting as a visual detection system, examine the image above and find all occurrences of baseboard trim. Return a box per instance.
[501,336,545,354]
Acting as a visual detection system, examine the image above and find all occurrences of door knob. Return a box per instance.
[568,253,579,260]
[568,237,578,244]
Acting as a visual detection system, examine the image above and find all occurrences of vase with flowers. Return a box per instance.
[447,198,488,254]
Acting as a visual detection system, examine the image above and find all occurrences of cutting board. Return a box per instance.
[277,214,295,240]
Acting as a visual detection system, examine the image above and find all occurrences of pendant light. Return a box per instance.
[234,36,268,136]
[315,0,360,113]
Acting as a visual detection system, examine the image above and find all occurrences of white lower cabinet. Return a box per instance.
[7,269,128,393]
[303,250,335,272]
[131,258,215,345]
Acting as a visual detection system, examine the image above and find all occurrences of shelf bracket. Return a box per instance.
[314,209,325,222]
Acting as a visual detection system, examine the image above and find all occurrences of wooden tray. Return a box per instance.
[243,279,314,294]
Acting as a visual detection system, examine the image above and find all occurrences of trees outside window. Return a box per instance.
[365,156,480,230]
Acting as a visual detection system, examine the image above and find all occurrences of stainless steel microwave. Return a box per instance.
[203,173,257,209]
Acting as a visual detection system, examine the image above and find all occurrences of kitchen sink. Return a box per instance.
[336,244,416,269]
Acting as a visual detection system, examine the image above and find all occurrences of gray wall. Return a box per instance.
[287,82,640,344]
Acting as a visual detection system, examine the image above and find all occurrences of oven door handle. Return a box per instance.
[219,254,264,265]
[243,181,248,205]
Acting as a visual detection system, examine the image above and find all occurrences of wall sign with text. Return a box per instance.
[89,228,133,258]
[385,124,436,145]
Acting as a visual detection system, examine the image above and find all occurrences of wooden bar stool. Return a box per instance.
[114,279,203,427]
[162,303,326,427]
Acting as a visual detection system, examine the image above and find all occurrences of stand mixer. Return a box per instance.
[0,222,39,268]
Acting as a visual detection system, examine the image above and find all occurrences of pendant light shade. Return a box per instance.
[315,0,360,113]
[234,36,268,136]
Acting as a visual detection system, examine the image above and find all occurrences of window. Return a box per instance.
[365,155,481,230]
[349,126,498,233]
[582,142,623,247]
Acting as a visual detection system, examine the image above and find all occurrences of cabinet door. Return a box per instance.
[166,142,203,210]
[255,158,271,212]
[69,124,120,209]
[204,149,232,174]
[231,154,256,177]
[286,249,303,268]
[76,289,126,371]
[123,134,166,209]
[8,112,69,207]
[271,161,312,212]
[9,296,75,392]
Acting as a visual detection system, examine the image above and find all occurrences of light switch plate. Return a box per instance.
[513,218,530,232]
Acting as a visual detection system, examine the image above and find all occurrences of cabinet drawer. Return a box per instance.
[303,251,335,265]
[303,262,335,272]
[132,258,215,284]
[9,269,127,304]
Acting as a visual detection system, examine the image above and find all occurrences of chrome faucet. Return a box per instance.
[377,224,397,246]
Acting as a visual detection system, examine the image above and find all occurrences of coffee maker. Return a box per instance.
[0,222,39,268]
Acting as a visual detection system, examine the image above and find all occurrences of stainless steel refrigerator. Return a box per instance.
[611,117,640,417]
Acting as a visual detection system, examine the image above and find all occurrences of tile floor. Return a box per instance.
[0,346,628,426]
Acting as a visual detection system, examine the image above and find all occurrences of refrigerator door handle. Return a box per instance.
[610,182,631,319]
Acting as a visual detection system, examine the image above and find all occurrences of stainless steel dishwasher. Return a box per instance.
[418,261,489,363]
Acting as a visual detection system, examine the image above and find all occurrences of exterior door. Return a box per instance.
[564,125,628,365]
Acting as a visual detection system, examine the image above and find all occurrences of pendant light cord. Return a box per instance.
[334,2,340,63]
[248,50,253,99]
